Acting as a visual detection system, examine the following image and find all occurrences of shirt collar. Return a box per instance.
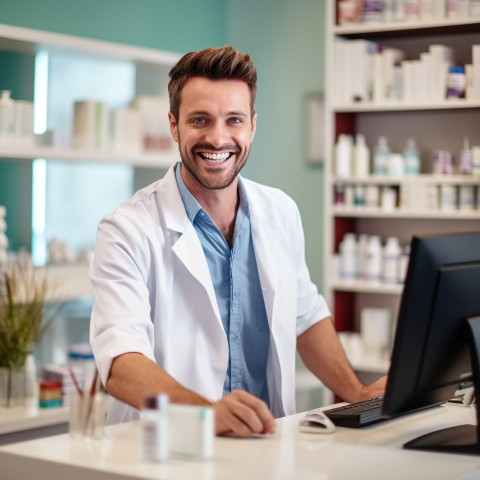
[174,162,250,223]
[175,162,203,223]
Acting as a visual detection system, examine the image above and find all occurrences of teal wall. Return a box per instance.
[0,0,326,289]
[228,0,326,289]
[0,0,228,53]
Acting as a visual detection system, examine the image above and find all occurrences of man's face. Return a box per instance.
[168,77,257,191]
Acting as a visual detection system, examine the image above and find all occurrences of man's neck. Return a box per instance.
[181,167,239,247]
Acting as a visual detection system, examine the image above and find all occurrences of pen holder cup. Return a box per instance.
[69,391,105,440]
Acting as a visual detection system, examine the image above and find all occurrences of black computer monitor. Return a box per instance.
[382,231,480,455]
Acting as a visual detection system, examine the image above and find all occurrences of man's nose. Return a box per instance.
[204,121,228,147]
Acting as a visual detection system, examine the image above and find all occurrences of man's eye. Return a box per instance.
[229,117,242,124]
[192,118,205,125]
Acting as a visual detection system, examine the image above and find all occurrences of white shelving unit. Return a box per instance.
[0,24,182,298]
[0,23,181,168]
[324,2,480,375]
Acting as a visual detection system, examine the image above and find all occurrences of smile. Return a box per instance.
[199,152,232,163]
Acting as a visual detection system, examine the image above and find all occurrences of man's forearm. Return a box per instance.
[106,352,276,438]
[106,352,212,409]
[297,318,386,403]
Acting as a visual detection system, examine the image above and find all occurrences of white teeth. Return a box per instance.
[202,152,230,162]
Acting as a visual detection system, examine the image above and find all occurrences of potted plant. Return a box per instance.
[0,262,62,407]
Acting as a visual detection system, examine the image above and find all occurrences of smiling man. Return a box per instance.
[90,46,386,438]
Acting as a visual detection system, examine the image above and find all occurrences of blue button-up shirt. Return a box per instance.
[175,164,270,404]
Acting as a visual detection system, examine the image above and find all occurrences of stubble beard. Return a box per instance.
[178,138,250,191]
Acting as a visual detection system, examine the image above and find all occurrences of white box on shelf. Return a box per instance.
[473,45,480,100]
[361,307,392,354]
[72,101,109,151]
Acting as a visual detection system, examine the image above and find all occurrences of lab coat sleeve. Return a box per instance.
[293,203,331,337]
[89,210,156,387]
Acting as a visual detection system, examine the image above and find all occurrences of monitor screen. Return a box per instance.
[382,231,480,454]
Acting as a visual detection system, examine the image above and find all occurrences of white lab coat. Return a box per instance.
[90,164,331,424]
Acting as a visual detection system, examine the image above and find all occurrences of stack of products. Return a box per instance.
[38,380,62,408]
[42,364,85,407]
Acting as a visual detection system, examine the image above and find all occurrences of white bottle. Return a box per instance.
[141,394,169,463]
[353,134,370,177]
[365,235,382,282]
[335,134,353,178]
[404,138,421,175]
[25,354,37,398]
[340,233,357,279]
[382,237,402,284]
[373,136,390,175]
[472,146,480,178]
[356,234,369,279]
[0,205,7,269]
[388,153,405,177]
[398,243,411,283]
[395,0,407,20]
[0,90,15,146]
[459,137,472,175]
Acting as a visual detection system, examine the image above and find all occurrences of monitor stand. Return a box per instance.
[404,315,480,455]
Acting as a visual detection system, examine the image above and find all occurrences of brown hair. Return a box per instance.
[168,45,257,121]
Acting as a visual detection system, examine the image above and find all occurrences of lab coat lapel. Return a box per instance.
[248,197,278,326]
[160,165,222,325]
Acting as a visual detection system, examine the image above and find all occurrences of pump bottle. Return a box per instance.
[403,138,420,175]
[373,136,390,175]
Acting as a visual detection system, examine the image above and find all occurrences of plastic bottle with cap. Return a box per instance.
[335,134,353,178]
[460,137,472,175]
[339,233,357,279]
[353,133,370,177]
[141,393,169,463]
[25,354,38,398]
[382,237,401,284]
[0,206,8,270]
[388,153,405,177]
[373,136,390,175]
[403,138,420,176]
[357,234,369,280]
[398,242,411,284]
[0,90,15,146]
[365,235,382,283]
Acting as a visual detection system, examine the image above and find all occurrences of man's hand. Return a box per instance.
[352,376,388,403]
[213,390,276,437]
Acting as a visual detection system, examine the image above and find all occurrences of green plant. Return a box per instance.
[0,265,63,404]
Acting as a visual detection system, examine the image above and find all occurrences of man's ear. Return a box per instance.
[168,111,179,143]
[251,112,257,142]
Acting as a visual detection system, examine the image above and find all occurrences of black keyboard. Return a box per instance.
[324,396,388,428]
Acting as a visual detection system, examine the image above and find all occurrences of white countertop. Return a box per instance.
[0,399,68,435]
[0,404,479,480]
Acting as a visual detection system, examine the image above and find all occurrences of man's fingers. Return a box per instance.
[213,390,276,437]
[232,391,276,433]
